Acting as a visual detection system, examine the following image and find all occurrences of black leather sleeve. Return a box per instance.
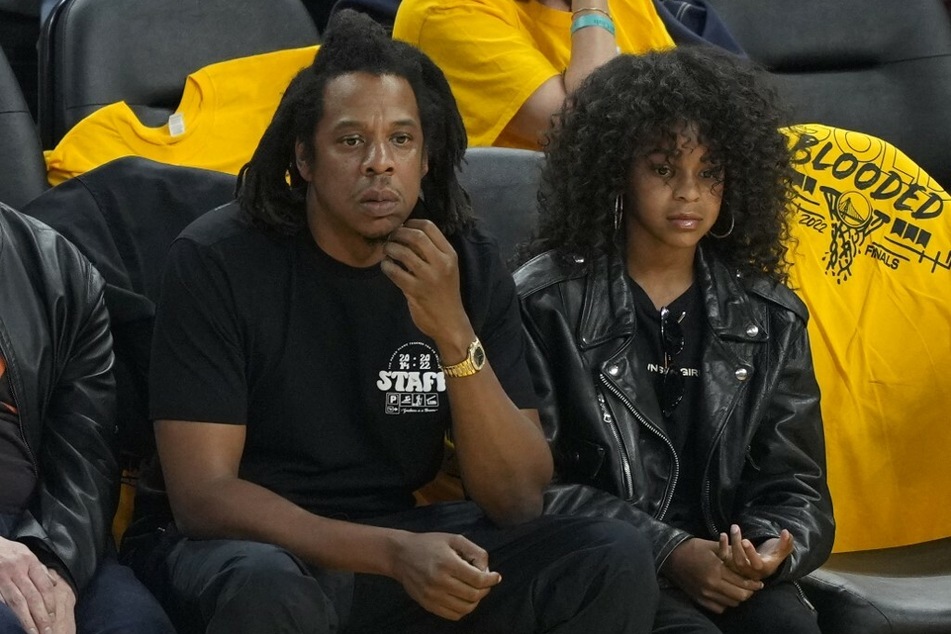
[15,258,118,591]
[733,310,835,583]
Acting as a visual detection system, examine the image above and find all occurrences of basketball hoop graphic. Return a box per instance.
[822,188,889,283]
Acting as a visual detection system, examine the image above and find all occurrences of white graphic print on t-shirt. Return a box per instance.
[377,341,447,415]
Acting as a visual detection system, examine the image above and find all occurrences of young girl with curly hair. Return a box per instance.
[516,46,834,633]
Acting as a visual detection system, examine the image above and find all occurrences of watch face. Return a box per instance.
[472,342,486,369]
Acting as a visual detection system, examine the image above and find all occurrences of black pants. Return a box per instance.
[157,501,658,633]
[653,583,820,634]
[540,484,821,634]
[0,514,175,634]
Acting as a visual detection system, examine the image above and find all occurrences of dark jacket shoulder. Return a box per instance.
[740,272,809,324]
[513,249,586,297]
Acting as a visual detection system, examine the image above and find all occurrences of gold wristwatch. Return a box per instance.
[441,338,486,378]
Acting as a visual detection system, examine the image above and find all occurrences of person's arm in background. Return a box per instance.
[395,0,611,149]
[507,0,618,147]
[395,0,672,148]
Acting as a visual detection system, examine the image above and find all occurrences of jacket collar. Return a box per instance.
[577,246,768,347]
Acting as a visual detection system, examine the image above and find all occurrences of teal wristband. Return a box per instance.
[570,13,616,36]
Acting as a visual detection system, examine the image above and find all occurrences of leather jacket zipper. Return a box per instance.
[794,581,815,610]
[702,479,719,536]
[596,390,634,497]
[600,374,679,520]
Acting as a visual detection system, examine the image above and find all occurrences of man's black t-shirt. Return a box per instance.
[150,203,537,520]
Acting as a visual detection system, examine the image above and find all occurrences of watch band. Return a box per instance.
[441,338,485,378]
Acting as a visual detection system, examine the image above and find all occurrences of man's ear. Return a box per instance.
[295,141,312,182]
[420,150,429,179]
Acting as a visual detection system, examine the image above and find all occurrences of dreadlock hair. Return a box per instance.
[526,46,796,283]
[237,9,472,236]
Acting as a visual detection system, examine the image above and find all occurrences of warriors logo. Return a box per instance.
[822,189,889,283]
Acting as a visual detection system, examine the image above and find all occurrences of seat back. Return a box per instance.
[0,45,47,208]
[37,0,319,147]
[709,0,951,190]
[457,147,544,267]
[0,0,40,121]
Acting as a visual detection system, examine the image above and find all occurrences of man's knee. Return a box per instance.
[571,516,655,577]
[533,517,658,631]
[198,542,340,633]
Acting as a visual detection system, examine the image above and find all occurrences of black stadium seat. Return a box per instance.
[708,0,951,190]
[457,147,544,267]
[0,44,47,209]
[22,157,236,464]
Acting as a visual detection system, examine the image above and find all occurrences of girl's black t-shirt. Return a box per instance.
[628,278,706,535]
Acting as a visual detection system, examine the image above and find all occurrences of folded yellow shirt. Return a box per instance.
[45,45,319,186]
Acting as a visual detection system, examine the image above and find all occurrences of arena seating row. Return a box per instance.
[704,4,951,629]
[37,0,319,147]
[0,0,332,123]
[3,0,950,187]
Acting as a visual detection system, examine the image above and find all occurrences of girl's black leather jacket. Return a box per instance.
[516,247,834,580]
[0,203,117,591]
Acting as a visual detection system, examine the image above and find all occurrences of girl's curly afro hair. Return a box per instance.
[528,46,796,282]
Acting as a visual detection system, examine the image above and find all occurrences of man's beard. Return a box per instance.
[363,233,390,248]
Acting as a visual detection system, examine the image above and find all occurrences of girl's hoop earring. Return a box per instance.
[614,194,624,232]
[708,211,734,239]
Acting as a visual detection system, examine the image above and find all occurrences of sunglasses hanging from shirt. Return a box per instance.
[659,307,686,418]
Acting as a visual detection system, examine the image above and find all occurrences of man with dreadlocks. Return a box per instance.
[137,10,657,634]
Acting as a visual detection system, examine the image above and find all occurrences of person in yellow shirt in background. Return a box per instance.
[394,0,673,149]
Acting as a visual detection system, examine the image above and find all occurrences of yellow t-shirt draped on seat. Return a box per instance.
[393,0,673,149]
[44,46,319,186]
[782,124,951,552]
